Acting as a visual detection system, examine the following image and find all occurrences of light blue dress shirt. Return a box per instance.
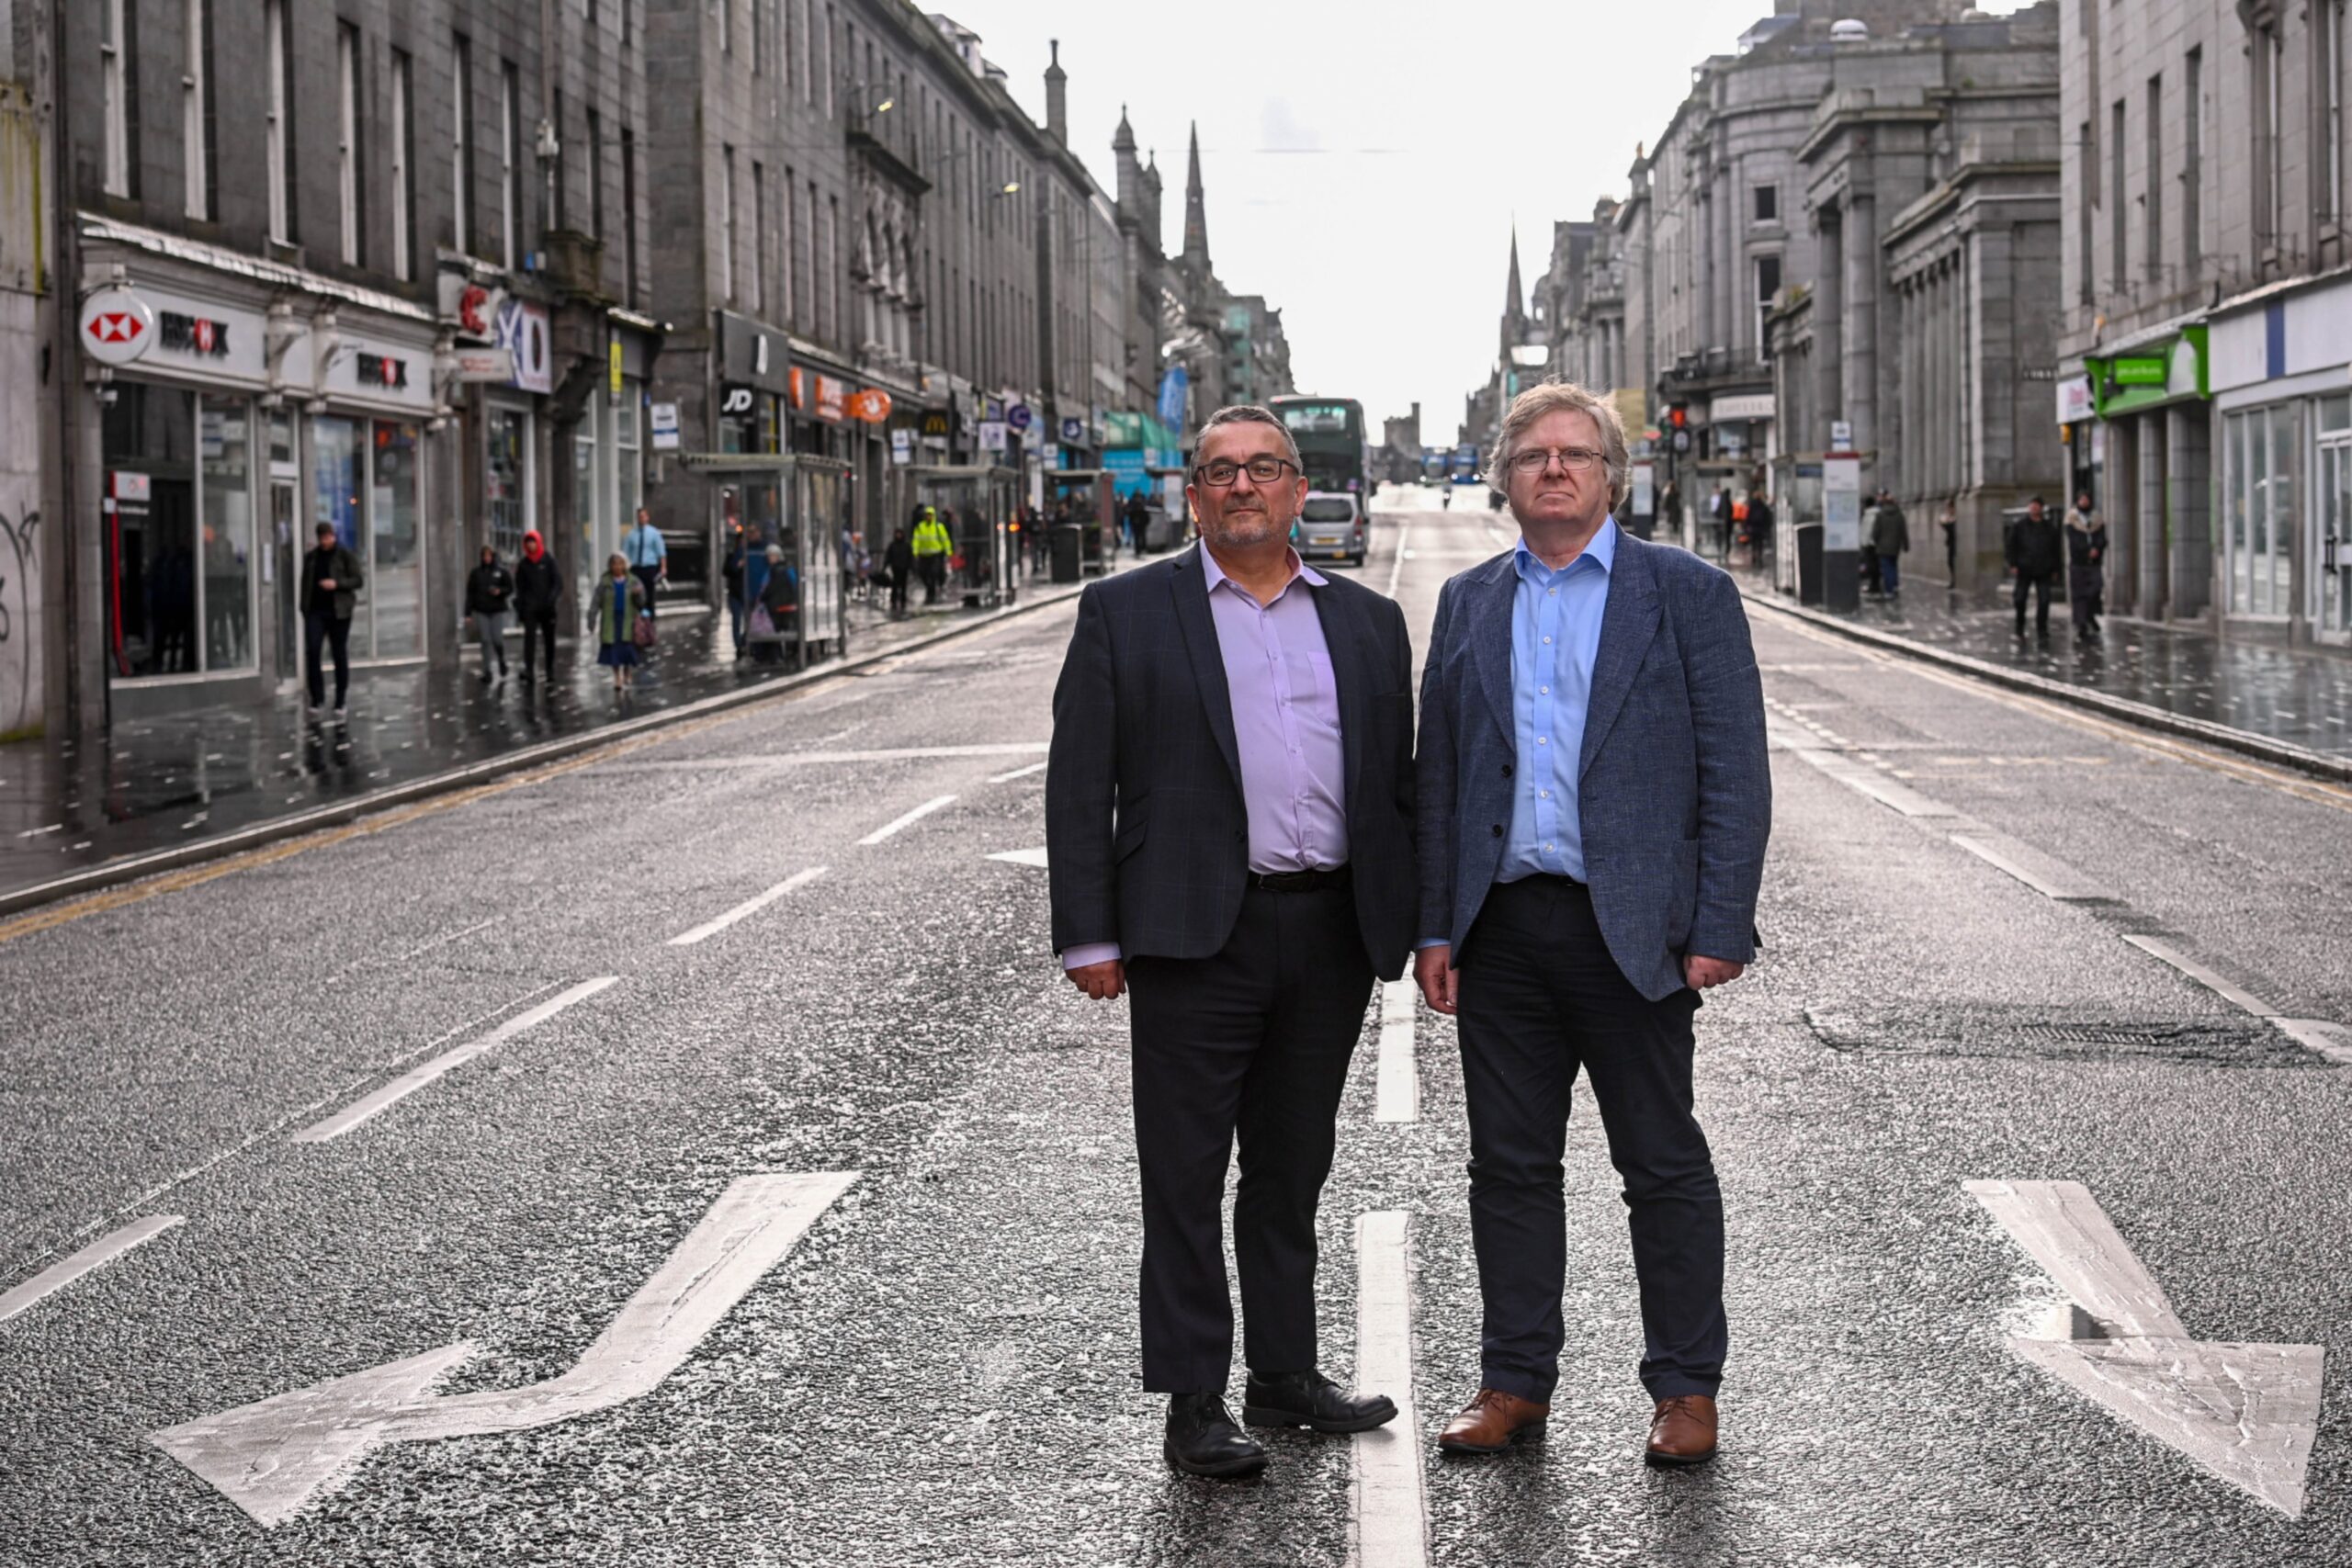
[1500,520,1616,886]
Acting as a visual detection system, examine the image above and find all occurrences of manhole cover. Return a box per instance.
[1803,1006,2322,1067]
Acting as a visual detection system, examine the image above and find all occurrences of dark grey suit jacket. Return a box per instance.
[1416,532,1770,1001]
[1046,546,1419,980]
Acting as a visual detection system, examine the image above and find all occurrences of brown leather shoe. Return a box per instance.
[1645,1394,1718,1466]
[1438,1387,1549,1455]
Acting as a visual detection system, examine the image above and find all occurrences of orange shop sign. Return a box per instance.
[847,388,893,423]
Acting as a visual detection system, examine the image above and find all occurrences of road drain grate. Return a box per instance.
[1803,1007,2323,1067]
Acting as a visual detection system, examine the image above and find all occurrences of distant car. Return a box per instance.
[1293,491,1367,566]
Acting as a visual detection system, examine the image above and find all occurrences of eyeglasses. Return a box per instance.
[1193,457,1300,487]
[1508,446,1605,476]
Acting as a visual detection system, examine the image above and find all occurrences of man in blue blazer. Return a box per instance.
[1413,381,1770,1468]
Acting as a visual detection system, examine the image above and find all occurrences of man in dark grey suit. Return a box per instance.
[1415,381,1770,1468]
[1047,405,1418,1479]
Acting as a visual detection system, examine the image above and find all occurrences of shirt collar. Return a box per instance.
[1513,518,1618,581]
[1199,542,1326,598]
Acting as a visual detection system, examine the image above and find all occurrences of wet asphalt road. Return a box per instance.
[4,489,2351,1566]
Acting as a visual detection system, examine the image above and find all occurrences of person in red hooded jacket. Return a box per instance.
[514,530,564,682]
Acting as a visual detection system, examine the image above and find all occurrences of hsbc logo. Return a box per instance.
[158,310,232,357]
[78,288,157,367]
[87,310,144,345]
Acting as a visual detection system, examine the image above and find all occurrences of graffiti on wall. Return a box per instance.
[0,506,39,738]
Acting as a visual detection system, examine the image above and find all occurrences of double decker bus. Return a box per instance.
[1268,395,1369,499]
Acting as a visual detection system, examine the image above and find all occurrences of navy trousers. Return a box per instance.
[1456,874,1725,1403]
[1125,883,1374,1393]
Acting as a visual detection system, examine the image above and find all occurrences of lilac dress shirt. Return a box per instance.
[1063,546,1350,970]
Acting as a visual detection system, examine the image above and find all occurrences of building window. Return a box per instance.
[586,108,605,245]
[265,0,291,243]
[784,164,797,328]
[1751,184,1776,224]
[753,0,768,73]
[2076,119,2095,305]
[2224,404,2297,617]
[721,144,737,306]
[828,193,842,344]
[485,406,532,562]
[1753,254,1781,353]
[453,35,474,254]
[391,50,414,278]
[500,61,520,266]
[183,0,211,219]
[2184,48,2202,280]
[101,0,137,198]
[311,415,421,660]
[752,160,767,317]
[719,0,732,53]
[2109,99,2127,291]
[337,24,362,266]
[550,90,566,233]
[2144,74,2162,284]
[2324,1,2346,225]
[2256,25,2284,251]
[620,127,638,306]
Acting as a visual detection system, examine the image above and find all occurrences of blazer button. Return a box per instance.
[1491,824,1504,838]
[1501,763,1513,777]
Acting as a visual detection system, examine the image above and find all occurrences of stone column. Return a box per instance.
[2167,404,2212,620]
[1815,208,1844,449]
[2135,412,2169,619]
[1844,192,1878,468]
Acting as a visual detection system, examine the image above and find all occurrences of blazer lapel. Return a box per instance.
[1171,547,1244,793]
[1469,554,1517,742]
[1310,581,1365,809]
[1578,538,1661,779]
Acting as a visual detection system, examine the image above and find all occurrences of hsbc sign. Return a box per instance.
[158,310,232,358]
[79,289,155,367]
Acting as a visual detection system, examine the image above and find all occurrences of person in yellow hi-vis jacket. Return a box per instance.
[911,506,954,604]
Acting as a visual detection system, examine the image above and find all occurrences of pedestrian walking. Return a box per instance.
[300,522,364,721]
[883,527,914,618]
[591,552,650,692]
[755,539,800,665]
[1939,499,1958,581]
[912,505,952,604]
[514,529,562,683]
[722,528,750,657]
[1125,491,1150,555]
[466,544,514,682]
[1416,380,1770,1472]
[2067,492,2108,645]
[1869,490,1910,596]
[623,507,668,620]
[1747,490,1774,562]
[2007,496,2064,638]
[1047,403,1416,1480]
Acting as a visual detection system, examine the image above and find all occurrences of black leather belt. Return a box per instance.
[1249,864,1352,893]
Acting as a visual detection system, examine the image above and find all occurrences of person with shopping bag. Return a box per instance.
[591,553,650,693]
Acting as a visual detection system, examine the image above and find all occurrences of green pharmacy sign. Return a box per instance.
[2109,355,2168,387]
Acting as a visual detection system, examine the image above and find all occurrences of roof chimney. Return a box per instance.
[1045,40,1068,146]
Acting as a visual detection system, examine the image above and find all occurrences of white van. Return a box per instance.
[1293,491,1366,566]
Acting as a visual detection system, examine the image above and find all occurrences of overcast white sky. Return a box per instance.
[942,0,2030,444]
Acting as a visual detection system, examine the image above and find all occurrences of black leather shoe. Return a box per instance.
[1241,1369,1398,1434]
[1164,1393,1268,1478]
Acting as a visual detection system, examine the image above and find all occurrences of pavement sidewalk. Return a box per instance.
[1735,564,2352,775]
[0,560,1124,915]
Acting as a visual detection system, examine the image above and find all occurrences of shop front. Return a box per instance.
[2079,324,2211,623]
[2207,276,2352,648]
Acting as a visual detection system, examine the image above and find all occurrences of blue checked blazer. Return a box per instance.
[1046,547,1419,980]
[1416,533,1770,1001]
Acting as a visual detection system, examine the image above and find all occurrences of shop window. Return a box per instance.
[104,386,198,677]
[486,407,531,561]
[199,395,255,671]
[2225,405,2296,617]
[371,423,423,657]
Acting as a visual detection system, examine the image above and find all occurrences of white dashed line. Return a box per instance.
[1382,523,1413,601]
[291,977,620,1144]
[669,867,829,946]
[858,795,957,845]
[988,761,1049,783]
[0,1216,185,1325]
[1349,1211,1427,1568]
[1374,979,1419,1123]
[2118,934,2280,1018]
[1947,833,2117,903]
[986,847,1050,868]
[1786,746,1960,818]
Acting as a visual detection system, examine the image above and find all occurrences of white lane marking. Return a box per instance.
[1382,522,1414,601]
[599,742,1049,773]
[1374,980,1419,1123]
[153,1171,858,1527]
[1349,1212,1426,1568]
[2118,934,2280,1017]
[986,846,1050,868]
[858,794,956,845]
[668,866,829,947]
[988,761,1049,783]
[1967,1179,2323,1517]
[2272,1018,2352,1064]
[0,1216,185,1325]
[1786,746,1959,818]
[1946,833,2118,903]
[291,977,620,1144]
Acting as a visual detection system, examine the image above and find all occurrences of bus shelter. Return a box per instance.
[906,464,1021,608]
[1044,468,1118,574]
[683,451,849,670]
[1144,464,1190,552]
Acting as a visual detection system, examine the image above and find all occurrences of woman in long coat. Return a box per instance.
[591,552,650,691]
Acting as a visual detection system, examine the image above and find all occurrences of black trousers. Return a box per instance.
[2071,587,2103,639]
[2015,570,2057,633]
[1457,875,1724,1403]
[521,612,558,678]
[1125,883,1374,1393]
[302,612,352,707]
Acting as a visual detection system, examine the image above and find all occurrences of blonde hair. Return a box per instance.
[1486,379,1632,509]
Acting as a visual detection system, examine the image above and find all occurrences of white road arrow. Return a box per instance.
[152,1170,858,1527]
[1967,1179,2324,1517]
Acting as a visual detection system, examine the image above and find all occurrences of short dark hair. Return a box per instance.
[2029,494,2046,505]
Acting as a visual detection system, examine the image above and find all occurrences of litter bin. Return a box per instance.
[1794,522,1825,605]
[1049,524,1083,584]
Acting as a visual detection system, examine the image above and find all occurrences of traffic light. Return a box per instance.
[1668,404,1689,431]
